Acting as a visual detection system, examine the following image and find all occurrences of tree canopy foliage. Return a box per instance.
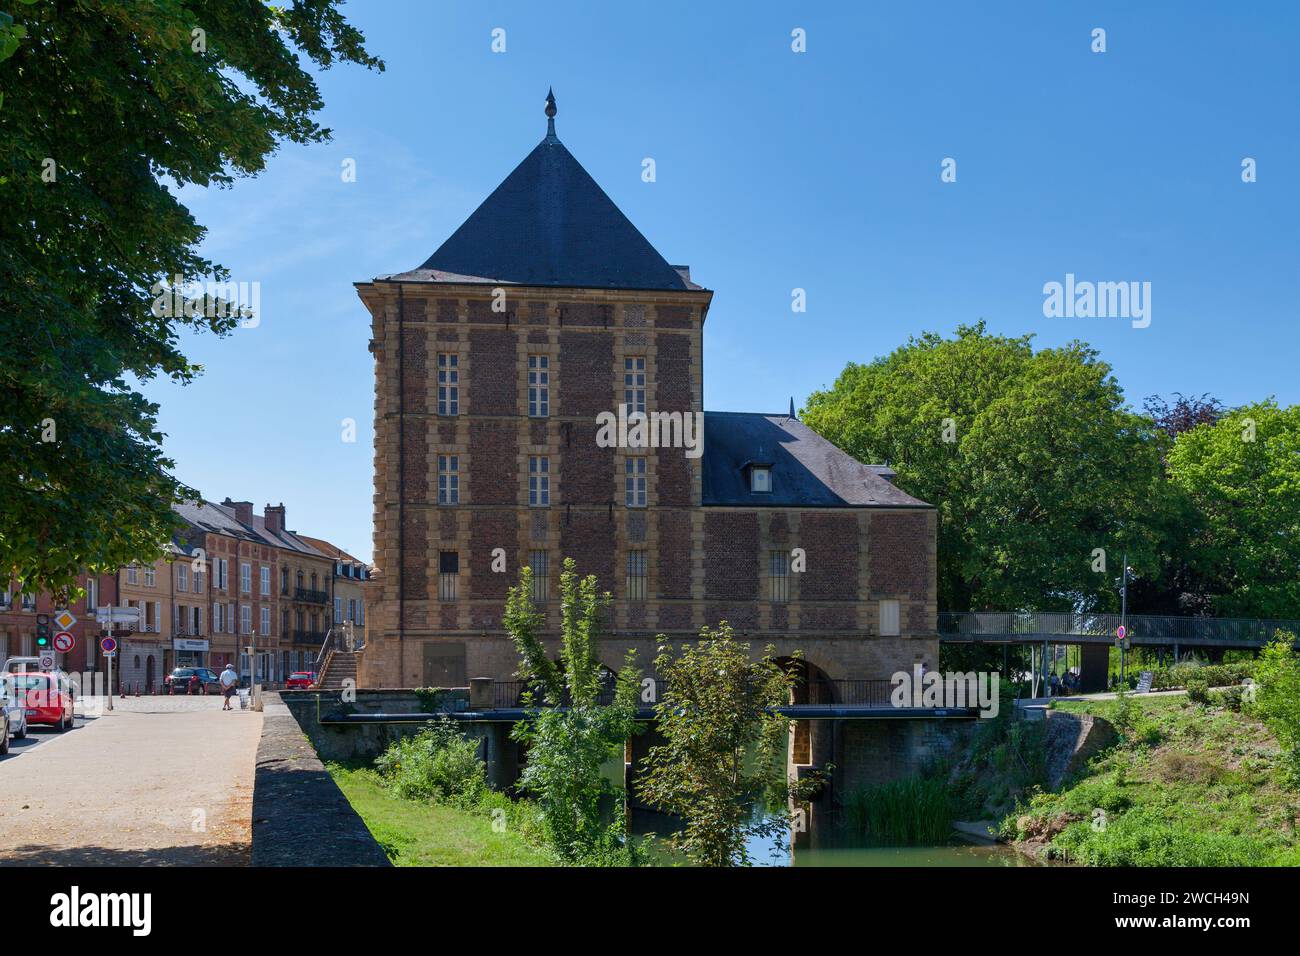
[0,1,382,595]
[1166,402,1300,619]
[503,559,642,863]
[638,624,811,866]
[803,322,1169,613]
[804,323,1300,622]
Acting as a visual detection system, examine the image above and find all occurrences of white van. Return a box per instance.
[3,657,45,675]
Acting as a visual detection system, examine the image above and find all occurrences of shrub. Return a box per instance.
[374,718,487,806]
[1051,807,1283,866]
[1152,660,1254,691]
[1185,673,1210,705]
[1209,685,1246,712]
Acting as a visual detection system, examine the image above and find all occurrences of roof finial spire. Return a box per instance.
[545,87,557,141]
[789,396,796,420]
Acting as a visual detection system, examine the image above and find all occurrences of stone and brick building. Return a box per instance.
[355,94,938,693]
[298,536,369,644]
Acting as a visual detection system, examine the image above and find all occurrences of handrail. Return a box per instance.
[938,611,1300,646]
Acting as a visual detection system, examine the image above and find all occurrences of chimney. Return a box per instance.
[265,503,286,535]
[222,497,254,526]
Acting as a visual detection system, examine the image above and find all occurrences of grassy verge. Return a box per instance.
[327,763,554,867]
[1006,694,1300,866]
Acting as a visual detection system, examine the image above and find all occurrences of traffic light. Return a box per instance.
[36,613,51,647]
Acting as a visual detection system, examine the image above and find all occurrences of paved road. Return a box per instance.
[0,695,262,865]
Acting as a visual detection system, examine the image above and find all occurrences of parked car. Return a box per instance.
[0,676,29,751]
[284,672,317,689]
[3,656,45,675]
[9,672,75,732]
[164,667,221,695]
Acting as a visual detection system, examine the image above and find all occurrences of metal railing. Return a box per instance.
[314,623,362,676]
[938,611,1300,646]
[490,677,898,709]
[491,680,618,708]
[293,629,327,644]
[293,587,330,604]
[802,679,894,707]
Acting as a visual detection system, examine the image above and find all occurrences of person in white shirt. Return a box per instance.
[219,663,239,711]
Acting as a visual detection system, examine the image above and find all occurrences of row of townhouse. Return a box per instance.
[0,499,370,691]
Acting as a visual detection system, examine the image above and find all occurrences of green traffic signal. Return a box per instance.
[36,637,48,646]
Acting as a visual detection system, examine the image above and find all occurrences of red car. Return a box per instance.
[11,672,75,732]
[284,672,317,689]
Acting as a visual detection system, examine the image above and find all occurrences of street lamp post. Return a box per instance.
[1120,551,1129,687]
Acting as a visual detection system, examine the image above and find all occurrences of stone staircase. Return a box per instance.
[317,650,358,690]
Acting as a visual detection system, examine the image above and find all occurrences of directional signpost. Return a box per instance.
[101,635,118,711]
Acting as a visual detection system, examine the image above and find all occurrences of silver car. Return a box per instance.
[0,674,29,754]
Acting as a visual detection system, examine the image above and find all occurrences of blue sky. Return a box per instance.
[148,1,1300,563]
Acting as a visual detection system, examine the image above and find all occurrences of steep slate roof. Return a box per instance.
[701,413,931,508]
[172,499,264,544]
[297,535,364,566]
[171,499,326,558]
[211,503,325,557]
[381,98,696,291]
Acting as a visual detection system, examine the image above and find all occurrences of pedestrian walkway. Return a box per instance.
[0,694,262,865]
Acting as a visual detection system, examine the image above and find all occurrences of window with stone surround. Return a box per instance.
[529,455,550,506]
[625,456,647,507]
[438,454,460,505]
[438,551,459,601]
[769,550,789,603]
[529,550,548,603]
[437,353,459,415]
[240,562,251,593]
[143,565,156,587]
[879,599,901,636]
[528,354,549,417]
[626,551,647,602]
[176,564,188,592]
[260,565,270,596]
[624,356,646,415]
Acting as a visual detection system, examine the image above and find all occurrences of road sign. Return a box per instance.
[53,609,77,631]
[53,631,75,653]
[1116,624,1127,641]
[100,636,118,654]
[39,651,55,670]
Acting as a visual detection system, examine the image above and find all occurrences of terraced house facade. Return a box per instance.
[357,96,938,693]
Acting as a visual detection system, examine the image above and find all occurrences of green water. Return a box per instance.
[626,807,1045,867]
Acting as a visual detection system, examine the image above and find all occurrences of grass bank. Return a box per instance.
[1004,694,1300,866]
[327,763,553,867]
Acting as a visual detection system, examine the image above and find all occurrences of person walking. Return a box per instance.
[219,663,239,711]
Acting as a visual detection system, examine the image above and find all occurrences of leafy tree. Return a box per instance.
[802,322,1169,613]
[1165,401,1300,619]
[1143,392,1224,440]
[1247,638,1300,787]
[0,2,382,595]
[638,623,813,867]
[502,558,641,864]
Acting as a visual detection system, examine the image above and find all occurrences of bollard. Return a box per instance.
[136,682,141,697]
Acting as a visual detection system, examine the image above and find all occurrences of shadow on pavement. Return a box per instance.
[0,842,248,866]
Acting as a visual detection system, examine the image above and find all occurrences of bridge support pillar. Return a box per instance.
[480,723,520,790]
[1079,643,1110,694]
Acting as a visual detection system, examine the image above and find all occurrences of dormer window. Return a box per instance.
[750,466,771,493]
